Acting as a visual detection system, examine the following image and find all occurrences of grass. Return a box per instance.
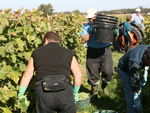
[76,46,150,113]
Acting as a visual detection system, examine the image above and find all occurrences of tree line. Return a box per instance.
[37,3,85,16]
[38,4,150,16]
[98,7,150,14]
[1,4,148,16]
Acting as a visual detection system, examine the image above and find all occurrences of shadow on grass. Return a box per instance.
[94,96,126,113]
[93,78,127,113]
[79,84,91,93]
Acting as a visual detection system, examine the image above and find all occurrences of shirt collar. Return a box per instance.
[47,42,60,46]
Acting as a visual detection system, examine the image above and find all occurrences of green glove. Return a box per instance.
[18,85,27,105]
[133,92,142,112]
[18,96,28,105]
[141,66,149,86]
[115,28,119,36]
[73,86,80,103]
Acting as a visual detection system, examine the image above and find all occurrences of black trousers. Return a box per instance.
[34,82,76,113]
[86,46,114,85]
[124,35,133,53]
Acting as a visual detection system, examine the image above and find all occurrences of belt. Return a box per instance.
[35,78,71,86]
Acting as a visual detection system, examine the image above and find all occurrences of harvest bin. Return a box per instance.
[96,14,118,22]
[75,94,92,110]
[94,14,118,43]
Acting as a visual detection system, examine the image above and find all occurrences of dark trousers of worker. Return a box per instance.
[34,82,76,113]
[86,46,114,86]
[124,35,133,53]
[117,67,138,113]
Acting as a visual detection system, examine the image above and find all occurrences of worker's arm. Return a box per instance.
[71,56,82,103]
[128,62,141,93]
[20,57,34,87]
[18,57,34,105]
[71,56,82,87]
[127,22,132,39]
[141,66,149,86]
[140,15,144,23]
[81,22,88,25]
[127,31,132,39]
[81,23,93,44]
[81,33,91,44]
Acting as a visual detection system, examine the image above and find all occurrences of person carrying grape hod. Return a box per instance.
[81,8,114,103]
[117,45,150,113]
[18,31,82,113]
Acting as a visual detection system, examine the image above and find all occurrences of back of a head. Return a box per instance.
[126,15,132,21]
[44,31,60,43]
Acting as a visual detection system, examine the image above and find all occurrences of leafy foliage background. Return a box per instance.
[0,8,86,113]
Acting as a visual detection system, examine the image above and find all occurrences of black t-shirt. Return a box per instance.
[31,42,75,82]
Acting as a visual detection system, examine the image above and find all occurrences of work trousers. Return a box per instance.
[86,46,114,86]
[117,67,142,113]
[124,35,133,53]
[34,81,76,113]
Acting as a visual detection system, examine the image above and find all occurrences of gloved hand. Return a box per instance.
[141,66,149,86]
[141,78,147,86]
[73,86,80,103]
[18,96,28,105]
[133,92,142,113]
[115,28,119,36]
[18,85,27,105]
[93,27,96,34]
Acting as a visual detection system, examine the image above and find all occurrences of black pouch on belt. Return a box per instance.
[42,75,69,92]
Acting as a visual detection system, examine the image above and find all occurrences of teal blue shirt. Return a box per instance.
[123,22,131,36]
[82,22,111,48]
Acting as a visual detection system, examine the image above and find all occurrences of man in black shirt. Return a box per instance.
[18,31,82,113]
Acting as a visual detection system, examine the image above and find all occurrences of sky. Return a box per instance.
[0,0,150,13]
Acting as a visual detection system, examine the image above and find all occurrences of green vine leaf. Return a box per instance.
[15,38,25,52]
[0,46,5,56]
[11,54,16,63]
[0,35,7,41]
[5,42,15,53]
[0,25,4,34]
[19,62,26,71]
[0,107,12,113]
[18,98,28,112]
